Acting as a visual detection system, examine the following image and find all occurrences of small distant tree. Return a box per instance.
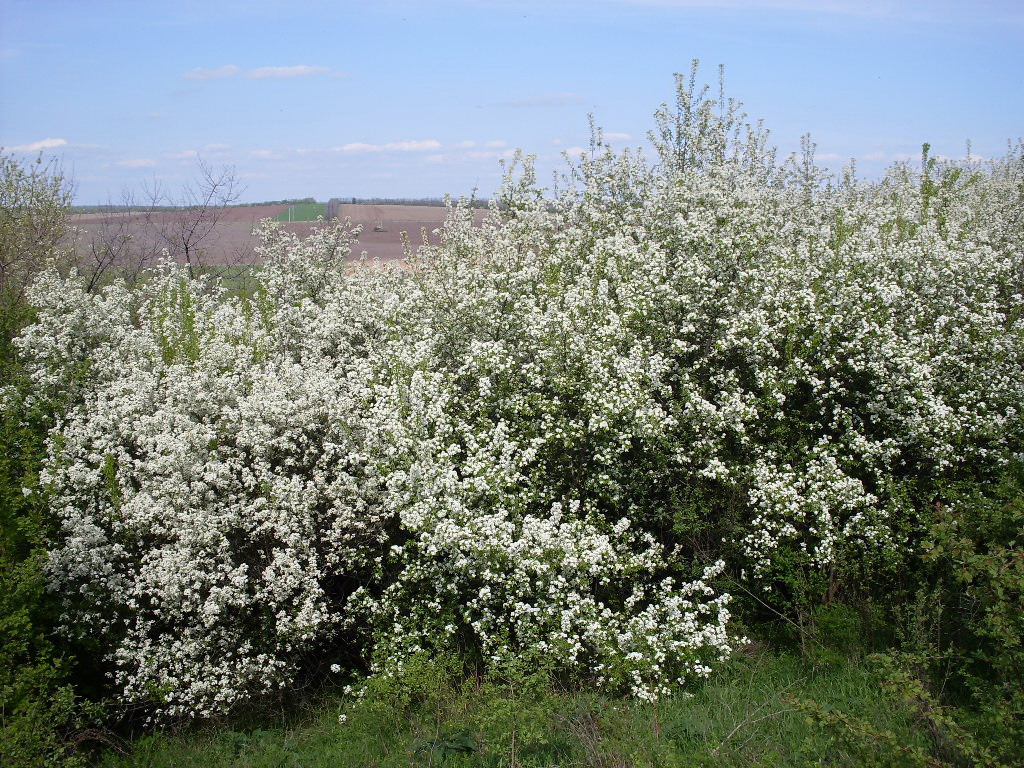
[149,158,242,278]
[0,151,74,352]
[78,186,165,292]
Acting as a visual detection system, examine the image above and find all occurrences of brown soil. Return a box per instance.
[338,204,487,262]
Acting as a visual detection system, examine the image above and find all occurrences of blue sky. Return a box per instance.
[1,0,1021,204]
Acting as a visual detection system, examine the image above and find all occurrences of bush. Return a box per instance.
[10,65,1024,729]
[1,152,91,766]
[905,465,1024,761]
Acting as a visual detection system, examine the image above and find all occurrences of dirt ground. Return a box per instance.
[69,204,488,266]
[337,204,487,262]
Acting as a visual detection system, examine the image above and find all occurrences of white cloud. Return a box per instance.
[564,146,589,156]
[485,140,508,148]
[250,149,283,160]
[116,158,156,168]
[495,93,586,108]
[246,65,331,79]
[387,139,443,152]
[337,142,379,153]
[165,150,198,160]
[604,132,632,142]
[183,64,242,81]
[5,137,67,152]
[337,139,442,153]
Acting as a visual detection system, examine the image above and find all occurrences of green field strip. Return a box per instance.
[273,202,327,222]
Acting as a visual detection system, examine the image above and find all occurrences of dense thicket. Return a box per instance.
[2,68,1022,765]
[0,151,97,768]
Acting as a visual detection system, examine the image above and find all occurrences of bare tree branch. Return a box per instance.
[75,158,247,288]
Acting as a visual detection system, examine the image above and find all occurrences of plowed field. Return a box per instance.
[69,204,487,266]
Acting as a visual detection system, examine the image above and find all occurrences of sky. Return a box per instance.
[1,0,1022,204]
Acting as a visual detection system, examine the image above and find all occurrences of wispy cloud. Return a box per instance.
[494,93,586,108]
[164,143,232,160]
[183,64,242,81]
[115,158,157,168]
[615,0,873,10]
[611,0,1024,23]
[337,140,442,153]
[425,147,518,164]
[182,64,341,81]
[859,150,915,162]
[5,137,67,152]
[604,132,632,142]
[246,65,332,79]
[936,152,986,163]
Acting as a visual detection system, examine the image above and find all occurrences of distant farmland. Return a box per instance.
[69,203,487,266]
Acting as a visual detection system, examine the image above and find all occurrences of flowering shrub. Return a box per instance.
[10,66,1023,719]
[18,230,398,718]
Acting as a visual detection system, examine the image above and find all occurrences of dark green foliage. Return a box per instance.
[914,466,1024,761]
[783,467,1024,767]
[0,363,94,767]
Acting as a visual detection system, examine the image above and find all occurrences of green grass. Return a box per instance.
[205,264,263,298]
[273,202,327,222]
[96,649,932,767]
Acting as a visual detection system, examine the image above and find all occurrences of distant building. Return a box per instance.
[325,198,342,221]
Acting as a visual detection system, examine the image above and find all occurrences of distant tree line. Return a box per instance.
[341,196,492,209]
